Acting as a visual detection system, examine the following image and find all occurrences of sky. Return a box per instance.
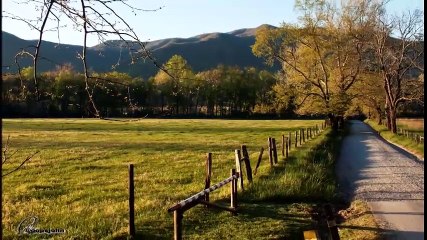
[2,0,424,47]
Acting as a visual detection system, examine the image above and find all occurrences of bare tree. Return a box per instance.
[3,0,170,118]
[372,9,424,133]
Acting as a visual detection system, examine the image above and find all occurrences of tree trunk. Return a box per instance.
[195,96,200,116]
[385,113,391,130]
[375,106,383,125]
[385,109,391,130]
[389,107,397,133]
[176,98,179,115]
[161,95,164,114]
[327,114,339,131]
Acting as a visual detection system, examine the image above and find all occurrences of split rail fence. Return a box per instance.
[127,119,331,239]
[397,127,424,144]
[380,120,424,144]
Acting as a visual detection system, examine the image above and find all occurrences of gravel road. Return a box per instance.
[336,120,424,240]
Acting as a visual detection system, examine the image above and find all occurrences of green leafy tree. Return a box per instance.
[196,66,225,116]
[51,64,86,116]
[153,55,195,115]
[350,72,386,123]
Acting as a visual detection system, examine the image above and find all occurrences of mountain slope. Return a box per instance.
[2,25,278,78]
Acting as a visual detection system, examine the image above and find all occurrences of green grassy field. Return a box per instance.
[2,118,370,239]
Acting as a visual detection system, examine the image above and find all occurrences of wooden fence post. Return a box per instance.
[230,169,237,213]
[299,129,302,146]
[174,209,183,240]
[288,132,292,151]
[205,153,212,203]
[129,164,135,239]
[295,131,298,148]
[324,204,340,240]
[302,129,305,143]
[268,137,273,166]
[253,147,264,175]
[281,135,285,156]
[272,138,278,164]
[285,137,289,159]
[241,145,253,183]
[234,149,244,190]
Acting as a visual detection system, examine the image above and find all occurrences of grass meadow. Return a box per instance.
[397,118,424,133]
[2,118,375,239]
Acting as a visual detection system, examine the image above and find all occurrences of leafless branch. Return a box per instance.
[5,0,174,118]
[2,136,39,177]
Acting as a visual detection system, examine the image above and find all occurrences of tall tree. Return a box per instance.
[196,66,226,116]
[153,55,194,115]
[252,0,377,128]
[371,8,424,133]
[351,72,386,124]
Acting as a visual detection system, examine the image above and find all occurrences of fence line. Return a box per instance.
[127,120,330,239]
[397,127,424,144]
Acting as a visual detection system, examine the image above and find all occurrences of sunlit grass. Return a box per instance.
[3,118,342,239]
[397,118,424,132]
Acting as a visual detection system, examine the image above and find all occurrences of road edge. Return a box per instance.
[364,121,424,162]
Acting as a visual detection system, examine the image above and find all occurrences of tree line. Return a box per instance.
[2,59,295,118]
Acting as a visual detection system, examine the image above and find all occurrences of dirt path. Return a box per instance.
[336,120,424,240]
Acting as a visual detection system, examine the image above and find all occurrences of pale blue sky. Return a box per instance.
[2,0,424,47]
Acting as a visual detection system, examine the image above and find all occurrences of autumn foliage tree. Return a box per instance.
[252,0,378,128]
[351,72,386,124]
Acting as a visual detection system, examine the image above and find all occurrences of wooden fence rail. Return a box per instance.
[167,170,239,240]
[397,127,424,145]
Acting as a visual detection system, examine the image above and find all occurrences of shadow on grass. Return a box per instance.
[113,127,345,239]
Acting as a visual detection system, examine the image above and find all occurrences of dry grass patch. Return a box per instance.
[337,200,382,240]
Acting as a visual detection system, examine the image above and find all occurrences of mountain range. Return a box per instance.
[2,24,279,79]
